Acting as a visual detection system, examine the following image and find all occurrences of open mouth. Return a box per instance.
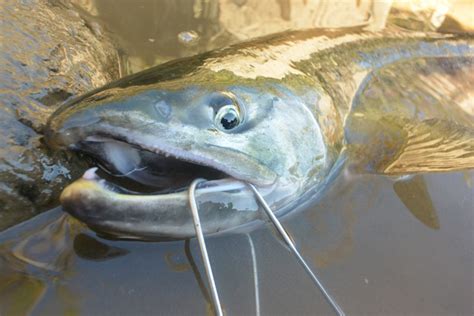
[76,137,231,195]
[56,134,278,239]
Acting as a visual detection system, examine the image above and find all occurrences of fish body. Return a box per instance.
[46,27,474,239]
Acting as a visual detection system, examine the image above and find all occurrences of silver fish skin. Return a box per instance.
[46,27,474,239]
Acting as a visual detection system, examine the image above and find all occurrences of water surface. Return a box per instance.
[1,169,472,315]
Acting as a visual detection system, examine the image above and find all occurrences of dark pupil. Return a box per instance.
[221,112,238,130]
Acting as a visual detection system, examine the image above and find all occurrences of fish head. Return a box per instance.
[46,72,331,239]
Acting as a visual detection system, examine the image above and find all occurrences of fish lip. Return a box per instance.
[78,166,249,195]
[79,133,276,187]
[60,168,264,239]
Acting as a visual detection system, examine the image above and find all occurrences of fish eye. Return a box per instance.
[215,105,241,131]
[209,92,243,131]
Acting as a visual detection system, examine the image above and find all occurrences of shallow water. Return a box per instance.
[1,0,473,315]
[1,168,472,315]
[76,0,386,74]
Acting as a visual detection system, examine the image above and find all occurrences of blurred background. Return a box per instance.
[73,0,474,73]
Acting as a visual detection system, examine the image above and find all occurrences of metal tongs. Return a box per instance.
[188,179,345,316]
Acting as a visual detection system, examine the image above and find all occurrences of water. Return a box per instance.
[74,0,389,74]
[1,168,472,314]
[1,1,473,315]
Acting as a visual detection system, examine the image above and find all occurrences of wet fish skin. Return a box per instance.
[46,27,474,239]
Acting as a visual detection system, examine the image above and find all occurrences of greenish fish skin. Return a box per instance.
[46,27,474,239]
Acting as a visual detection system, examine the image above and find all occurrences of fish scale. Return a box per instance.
[45,27,473,239]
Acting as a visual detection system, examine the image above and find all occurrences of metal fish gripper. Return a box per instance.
[188,179,345,316]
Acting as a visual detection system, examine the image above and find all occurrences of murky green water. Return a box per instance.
[1,1,473,315]
[1,168,472,315]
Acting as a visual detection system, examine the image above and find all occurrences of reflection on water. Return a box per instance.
[0,273,45,316]
[71,0,473,74]
[183,239,213,314]
[73,234,129,261]
[0,170,472,314]
[164,248,191,273]
[0,210,84,315]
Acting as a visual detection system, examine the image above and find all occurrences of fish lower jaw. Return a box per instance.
[60,167,281,240]
[81,166,250,196]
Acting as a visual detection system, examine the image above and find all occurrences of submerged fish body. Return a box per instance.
[46,27,474,239]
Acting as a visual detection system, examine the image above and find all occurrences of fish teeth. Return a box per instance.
[83,167,99,180]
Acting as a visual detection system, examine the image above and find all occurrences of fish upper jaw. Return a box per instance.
[107,132,278,187]
[46,118,278,188]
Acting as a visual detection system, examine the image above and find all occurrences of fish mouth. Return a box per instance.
[60,165,260,239]
[57,136,269,239]
[49,128,278,239]
[71,136,250,196]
